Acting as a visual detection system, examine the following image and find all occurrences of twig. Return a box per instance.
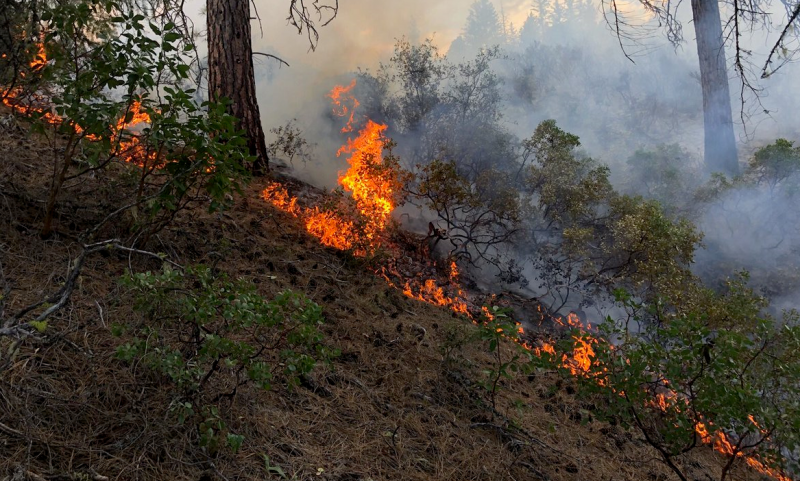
[253,52,290,68]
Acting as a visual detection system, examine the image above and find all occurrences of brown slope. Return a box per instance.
[0,113,763,481]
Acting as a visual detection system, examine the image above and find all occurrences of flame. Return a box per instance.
[261,182,300,216]
[526,317,793,481]
[328,78,360,133]
[400,277,470,316]
[337,120,395,240]
[29,42,47,71]
[305,207,355,251]
[3,41,158,166]
[263,81,401,255]
[2,89,154,165]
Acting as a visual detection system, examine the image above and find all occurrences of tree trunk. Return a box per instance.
[207,0,269,173]
[691,0,739,176]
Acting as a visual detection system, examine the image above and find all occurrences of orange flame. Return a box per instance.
[261,182,300,216]
[263,83,400,255]
[4,40,157,166]
[337,120,395,241]
[261,81,793,481]
[528,317,793,481]
[328,78,360,133]
[305,207,355,251]
[29,42,47,71]
[2,87,154,165]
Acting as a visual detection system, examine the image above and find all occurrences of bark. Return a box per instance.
[207,0,269,173]
[691,0,739,176]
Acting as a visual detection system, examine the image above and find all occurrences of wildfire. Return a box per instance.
[29,41,47,71]
[530,316,793,481]
[305,207,355,251]
[261,80,793,481]
[263,81,401,255]
[2,39,157,165]
[261,182,299,216]
[328,78,359,133]
[338,120,395,239]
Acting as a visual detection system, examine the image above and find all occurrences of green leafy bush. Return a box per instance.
[116,265,337,452]
[475,306,528,410]
[4,0,250,238]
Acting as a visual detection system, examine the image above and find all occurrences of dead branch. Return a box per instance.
[762,1,800,77]
[0,239,183,342]
[287,0,339,51]
[253,52,290,68]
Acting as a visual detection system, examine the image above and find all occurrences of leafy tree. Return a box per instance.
[359,38,512,175]
[381,38,451,134]
[692,139,800,300]
[747,138,800,191]
[519,121,702,313]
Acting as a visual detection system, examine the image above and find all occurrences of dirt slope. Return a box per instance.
[0,113,762,481]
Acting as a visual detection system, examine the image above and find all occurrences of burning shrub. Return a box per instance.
[2,0,250,238]
[536,282,800,481]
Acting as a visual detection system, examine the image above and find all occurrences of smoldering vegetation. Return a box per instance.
[258,0,800,319]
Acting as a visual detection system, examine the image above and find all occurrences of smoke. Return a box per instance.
[220,0,800,315]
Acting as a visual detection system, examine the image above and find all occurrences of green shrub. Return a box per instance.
[116,265,338,452]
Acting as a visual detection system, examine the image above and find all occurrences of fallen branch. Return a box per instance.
[0,239,183,343]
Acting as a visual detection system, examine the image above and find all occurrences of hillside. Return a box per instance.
[0,109,770,481]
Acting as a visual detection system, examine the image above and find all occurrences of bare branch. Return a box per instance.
[287,0,339,51]
[762,1,800,77]
[253,52,290,68]
[0,240,182,343]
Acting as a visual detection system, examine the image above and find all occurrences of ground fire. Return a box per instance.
[260,80,795,481]
[4,44,792,478]
[1,41,155,165]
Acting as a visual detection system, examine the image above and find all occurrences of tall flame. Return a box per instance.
[263,80,400,255]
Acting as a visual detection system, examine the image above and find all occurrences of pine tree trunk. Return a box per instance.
[207,0,269,173]
[691,0,739,176]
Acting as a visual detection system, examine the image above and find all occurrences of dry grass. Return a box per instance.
[0,110,767,481]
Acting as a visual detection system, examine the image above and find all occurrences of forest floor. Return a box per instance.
[0,107,767,481]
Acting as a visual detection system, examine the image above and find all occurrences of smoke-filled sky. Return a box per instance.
[250,0,531,70]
